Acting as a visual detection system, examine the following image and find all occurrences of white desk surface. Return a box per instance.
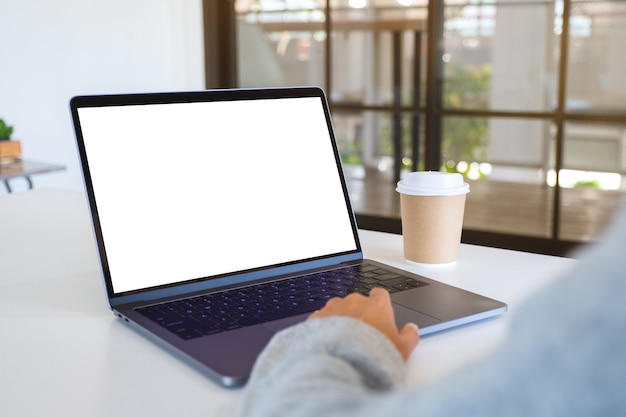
[0,189,577,416]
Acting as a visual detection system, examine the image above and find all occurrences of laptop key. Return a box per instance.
[178,330,204,340]
[198,326,223,336]
[376,277,415,287]
[238,316,266,326]
[260,299,328,321]
[372,272,403,281]
[357,277,378,284]
[408,279,429,288]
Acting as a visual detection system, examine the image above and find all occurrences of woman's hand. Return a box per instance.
[308,287,420,361]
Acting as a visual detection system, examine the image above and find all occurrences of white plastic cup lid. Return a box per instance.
[396,171,470,196]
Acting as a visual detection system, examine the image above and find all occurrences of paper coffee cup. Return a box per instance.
[396,172,469,265]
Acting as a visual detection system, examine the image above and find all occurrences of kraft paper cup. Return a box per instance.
[396,172,470,265]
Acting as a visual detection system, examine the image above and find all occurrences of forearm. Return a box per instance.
[235,316,406,417]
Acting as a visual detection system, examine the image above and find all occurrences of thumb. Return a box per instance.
[397,323,420,361]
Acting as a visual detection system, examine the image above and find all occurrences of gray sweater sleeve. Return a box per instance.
[235,203,626,417]
[235,316,406,417]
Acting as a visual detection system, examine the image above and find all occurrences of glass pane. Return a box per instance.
[441,116,489,167]
[560,186,624,241]
[330,1,428,106]
[558,121,626,241]
[561,122,626,174]
[235,1,326,87]
[335,110,396,217]
[442,117,550,179]
[566,0,626,113]
[333,110,422,173]
[442,116,554,238]
[463,177,554,238]
[335,109,423,218]
[443,0,559,112]
[332,111,367,174]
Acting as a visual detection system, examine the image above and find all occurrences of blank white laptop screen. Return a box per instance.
[77,96,358,294]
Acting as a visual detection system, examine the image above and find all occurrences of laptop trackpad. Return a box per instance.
[393,303,441,329]
[263,313,310,333]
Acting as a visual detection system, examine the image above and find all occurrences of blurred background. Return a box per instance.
[3,0,626,255]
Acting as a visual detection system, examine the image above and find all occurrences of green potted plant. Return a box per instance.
[0,118,22,164]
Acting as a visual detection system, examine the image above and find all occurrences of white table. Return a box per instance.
[0,189,576,416]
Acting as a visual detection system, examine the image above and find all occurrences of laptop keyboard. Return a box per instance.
[136,263,429,340]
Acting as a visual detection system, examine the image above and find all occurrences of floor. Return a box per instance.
[345,168,625,253]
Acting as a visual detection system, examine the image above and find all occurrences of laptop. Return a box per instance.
[70,86,507,387]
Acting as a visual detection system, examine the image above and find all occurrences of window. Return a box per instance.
[216,0,626,254]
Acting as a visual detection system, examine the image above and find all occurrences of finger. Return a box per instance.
[321,297,343,314]
[400,322,420,344]
[369,286,391,300]
[325,296,342,307]
[308,296,344,320]
[307,310,321,320]
[397,322,420,360]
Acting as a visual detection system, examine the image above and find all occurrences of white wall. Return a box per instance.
[0,0,204,194]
